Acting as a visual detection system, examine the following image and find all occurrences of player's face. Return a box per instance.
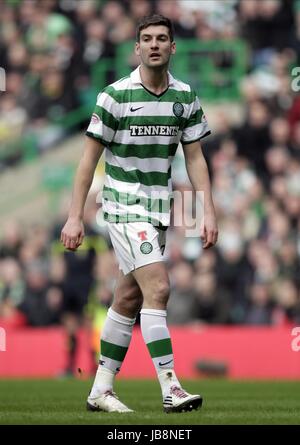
[135,25,176,68]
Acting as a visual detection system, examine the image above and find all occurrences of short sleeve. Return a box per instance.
[181,92,211,145]
[86,88,119,146]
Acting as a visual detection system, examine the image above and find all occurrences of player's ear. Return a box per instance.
[135,42,140,56]
[171,41,176,55]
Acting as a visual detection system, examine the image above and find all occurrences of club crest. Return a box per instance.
[140,242,153,254]
[173,102,184,117]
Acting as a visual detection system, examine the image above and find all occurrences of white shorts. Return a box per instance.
[107,222,167,275]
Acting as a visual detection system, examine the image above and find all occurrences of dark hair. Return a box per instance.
[136,14,174,42]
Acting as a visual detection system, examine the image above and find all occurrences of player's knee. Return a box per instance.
[152,281,170,306]
[119,300,142,317]
[116,286,142,314]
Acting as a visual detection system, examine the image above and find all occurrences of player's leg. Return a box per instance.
[60,284,87,377]
[97,270,142,379]
[61,312,79,376]
[132,261,203,413]
[87,271,142,413]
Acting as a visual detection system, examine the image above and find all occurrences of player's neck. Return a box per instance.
[139,65,169,95]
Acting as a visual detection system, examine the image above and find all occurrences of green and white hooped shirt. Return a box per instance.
[86,66,211,227]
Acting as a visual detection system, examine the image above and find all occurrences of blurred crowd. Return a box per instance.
[1,0,300,349]
[1,0,299,164]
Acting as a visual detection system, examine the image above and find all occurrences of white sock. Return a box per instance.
[90,308,135,397]
[140,308,181,398]
[89,367,115,398]
[158,369,181,398]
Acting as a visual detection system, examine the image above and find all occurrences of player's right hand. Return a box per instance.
[60,217,85,251]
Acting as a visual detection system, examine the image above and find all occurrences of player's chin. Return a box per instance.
[147,58,164,67]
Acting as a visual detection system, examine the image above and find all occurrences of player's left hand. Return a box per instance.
[200,212,218,249]
[60,217,85,251]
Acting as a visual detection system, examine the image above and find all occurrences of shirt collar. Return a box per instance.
[130,65,175,87]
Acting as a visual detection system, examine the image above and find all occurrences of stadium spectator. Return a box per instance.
[167,261,198,325]
[50,197,108,376]
[18,262,53,327]
[0,257,26,327]
[0,221,23,259]
[244,280,274,325]
[272,278,300,324]
[193,272,231,324]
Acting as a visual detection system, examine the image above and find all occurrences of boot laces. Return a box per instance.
[104,390,118,400]
[170,386,187,399]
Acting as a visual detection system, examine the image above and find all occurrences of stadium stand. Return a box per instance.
[1,0,300,376]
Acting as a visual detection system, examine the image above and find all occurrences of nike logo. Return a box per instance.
[130,106,144,112]
[159,359,173,367]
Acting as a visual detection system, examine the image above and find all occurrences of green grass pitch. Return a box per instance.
[0,379,300,425]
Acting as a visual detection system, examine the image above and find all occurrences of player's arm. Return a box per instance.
[61,136,105,251]
[182,140,218,249]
